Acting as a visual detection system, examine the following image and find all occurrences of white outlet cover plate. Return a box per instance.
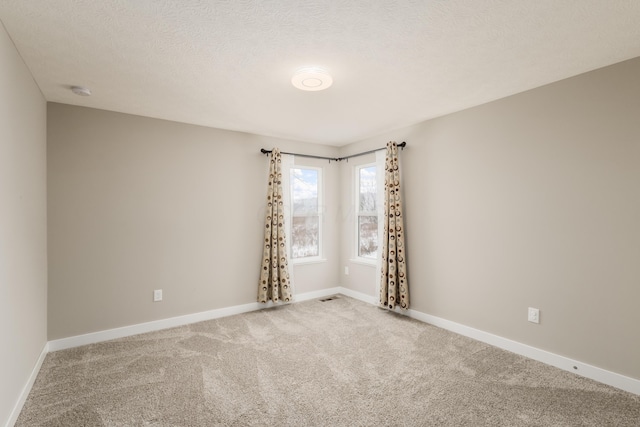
[154,289,162,302]
[528,307,539,323]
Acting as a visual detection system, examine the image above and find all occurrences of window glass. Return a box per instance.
[359,166,377,212]
[357,164,378,260]
[291,167,321,260]
[358,215,378,258]
[292,216,319,258]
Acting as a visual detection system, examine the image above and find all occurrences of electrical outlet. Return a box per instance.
[153,289,163,302]
[528,307,539,324]
[344,266,349,275]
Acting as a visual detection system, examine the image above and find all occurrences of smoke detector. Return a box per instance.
[71,86,92,96]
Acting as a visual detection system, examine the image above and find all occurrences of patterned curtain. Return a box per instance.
[379,141,409,309]
[258,148,293,303]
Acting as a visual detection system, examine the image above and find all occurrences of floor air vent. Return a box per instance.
[319,296,339,302]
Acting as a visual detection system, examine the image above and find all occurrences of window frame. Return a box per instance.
[289,165,324,264]
[354,162,378,264]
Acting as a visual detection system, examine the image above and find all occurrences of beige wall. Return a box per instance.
[47,103,340,340]
[338,57,640,380]
[0,23,48,425]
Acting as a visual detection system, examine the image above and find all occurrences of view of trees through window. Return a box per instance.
[358,165,378,259]
[291,167,320,259]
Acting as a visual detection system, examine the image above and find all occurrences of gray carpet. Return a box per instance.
[17,296,640,426]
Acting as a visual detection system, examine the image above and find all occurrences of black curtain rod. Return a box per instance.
[260,141,406,162]
[259,150,339,162]
[340,141,406,161]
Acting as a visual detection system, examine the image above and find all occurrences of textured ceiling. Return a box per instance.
[1,1,640,146]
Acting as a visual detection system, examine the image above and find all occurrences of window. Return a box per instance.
[290,167,322,261]
[356,164,378,260]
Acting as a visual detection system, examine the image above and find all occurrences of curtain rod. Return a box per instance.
[260,141,406,162]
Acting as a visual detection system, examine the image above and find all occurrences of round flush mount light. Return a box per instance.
[71,86,91,96]
[291,67,333,91]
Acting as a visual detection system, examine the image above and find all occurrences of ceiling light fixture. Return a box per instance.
[71,86,92,96]
[291,67,333,91]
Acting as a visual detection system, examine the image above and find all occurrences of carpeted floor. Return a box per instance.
[16,296,640,426]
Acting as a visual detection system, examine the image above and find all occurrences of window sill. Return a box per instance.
[292,258,327,266]
[349,258,377,267]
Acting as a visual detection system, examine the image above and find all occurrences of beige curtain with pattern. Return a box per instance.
[379,141,409,309]
[258,148,293,303]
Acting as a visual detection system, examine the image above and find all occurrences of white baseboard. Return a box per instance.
[48,287,342,352]
[336,287,378,305]
[294,287,342,302]
[5,342,48,427]
[44,286,640,396]
[337,287,640,396]
[405,308,640,396]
